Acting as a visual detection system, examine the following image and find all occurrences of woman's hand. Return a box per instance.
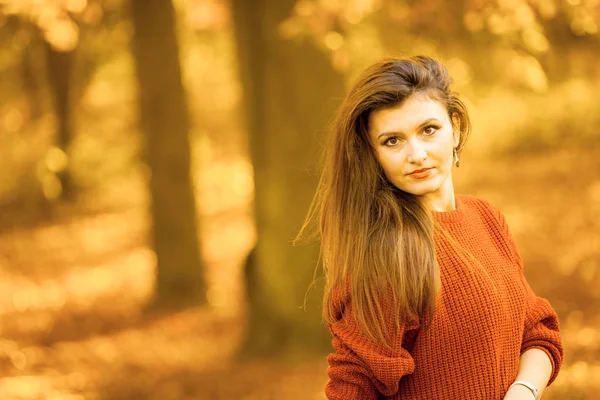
[502,384,536,400]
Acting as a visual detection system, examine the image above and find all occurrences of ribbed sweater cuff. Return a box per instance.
[325,380,378,400]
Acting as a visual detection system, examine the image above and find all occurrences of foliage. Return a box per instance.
[280,0,600,88]
[0,0,107,51]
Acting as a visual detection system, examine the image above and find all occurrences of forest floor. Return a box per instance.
[0,145,599,400]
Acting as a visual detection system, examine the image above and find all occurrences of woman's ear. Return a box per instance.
[451,112,461,148]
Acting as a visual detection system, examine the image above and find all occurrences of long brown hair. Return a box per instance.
[299,55,472,350]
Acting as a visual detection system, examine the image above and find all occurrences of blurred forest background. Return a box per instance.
[0,0,598,399]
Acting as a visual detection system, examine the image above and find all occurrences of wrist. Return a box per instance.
[506,381,539,400]
[504,384,533,400]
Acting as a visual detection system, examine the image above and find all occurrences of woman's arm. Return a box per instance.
[484,201,563,394]
[503,348,553,400]
[325,286,418,400]
[326,314,417,399]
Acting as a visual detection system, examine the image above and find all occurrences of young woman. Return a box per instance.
[304,56,563,399]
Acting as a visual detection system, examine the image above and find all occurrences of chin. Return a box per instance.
[397,186,439,197]
[392,174,446,197]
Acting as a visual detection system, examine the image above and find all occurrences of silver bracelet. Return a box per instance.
[508,380,540,400]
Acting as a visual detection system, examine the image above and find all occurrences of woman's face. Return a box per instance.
[368,94,459,209]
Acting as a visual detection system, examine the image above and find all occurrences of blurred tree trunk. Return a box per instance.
[21,28,43,121]
[231,0,345,358]
[540,12,600,84]
[45,43,76,200]
[130,0,206,308]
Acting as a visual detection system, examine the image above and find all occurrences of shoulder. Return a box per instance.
[457,194,523,264]
[458,194,497,210]
[457,194,502,215]
[457,194,508,230]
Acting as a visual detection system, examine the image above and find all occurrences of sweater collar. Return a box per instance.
[432,195,465,224]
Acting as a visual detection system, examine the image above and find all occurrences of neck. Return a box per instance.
[428,195,456,212]
[425,173,456,212]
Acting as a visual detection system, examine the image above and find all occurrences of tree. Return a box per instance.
[231,0,345,358]
[45,42,76,200]
[1,2,110,207]
[130,0,207,309]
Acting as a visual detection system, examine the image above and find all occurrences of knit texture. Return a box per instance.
[325,195,563,400]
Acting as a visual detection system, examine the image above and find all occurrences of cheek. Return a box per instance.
[378,154,404,176]
[434,138,455,165]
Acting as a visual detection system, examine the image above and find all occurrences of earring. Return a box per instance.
[453,148,460,168]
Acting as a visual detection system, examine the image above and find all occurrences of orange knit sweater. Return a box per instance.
[325,195,563,399]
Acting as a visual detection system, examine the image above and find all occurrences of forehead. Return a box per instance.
[368,95,449,137]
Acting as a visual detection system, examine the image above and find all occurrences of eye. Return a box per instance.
[423,125,439,136]
[383,137,400,147]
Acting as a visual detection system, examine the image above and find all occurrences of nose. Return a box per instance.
[407,138,427,163]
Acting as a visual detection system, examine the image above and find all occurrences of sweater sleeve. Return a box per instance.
[483,200,564,385]
[325,291,417,399]
[519,278,563,385]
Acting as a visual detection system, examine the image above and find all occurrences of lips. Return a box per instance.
[408,168,433,179]
[409,168,432,175]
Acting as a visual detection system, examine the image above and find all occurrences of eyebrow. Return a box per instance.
[376,118,442,140]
